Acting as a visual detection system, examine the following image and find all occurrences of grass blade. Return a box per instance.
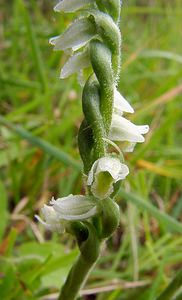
[0,115,81,171]
[119,188,182,234]
[156,268,182,300]
[19,0,47,92]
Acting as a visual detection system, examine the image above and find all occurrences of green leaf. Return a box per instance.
[0,262,18,299]
[17,241,78,289]
[156,268,182,300]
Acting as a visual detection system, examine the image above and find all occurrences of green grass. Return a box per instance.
[0,0,182,299]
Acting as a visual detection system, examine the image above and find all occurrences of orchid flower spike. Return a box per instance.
[87,157,129,199]
[35,194,99,232]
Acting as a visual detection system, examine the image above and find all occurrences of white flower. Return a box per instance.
[35,205,64,233]
[60,50,90,79]
[50,194,98,220]
[35,194,98,232]
[122,142,137,153]
[109,113,149,143]
[54,0,93,13]
[114,88,134,114]
[87,157,129,199]
[49,18,96,51]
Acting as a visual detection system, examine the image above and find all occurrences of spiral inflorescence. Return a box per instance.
[36,3,149,298]
[77,1,122,173]
[50,0,149,195]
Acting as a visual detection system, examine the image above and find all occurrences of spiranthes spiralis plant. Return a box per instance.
[36,1,149,299]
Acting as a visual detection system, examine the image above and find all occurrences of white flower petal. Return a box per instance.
[58,206,98,221]
[50,194,98,220]
[35,205,64,232]
[87,161,97,186]
[123,142,136,153]
[72,43,88,52]
[137,125,150,134]
[35,215,51,229]
[114,88,134,114]
[60,50,90,78]
[49,18,96,51]
[118,164,130,180]
[91,157,126,181]
[87,157,129,199]
[109,113,149,143]
[77,69,86,86]
[54,0,93,13]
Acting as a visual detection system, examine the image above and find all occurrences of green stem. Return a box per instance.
[156,268,182,300]
[59,222,101,300]
[58,253,98,300]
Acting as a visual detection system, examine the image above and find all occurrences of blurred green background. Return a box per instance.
[0,0,182,299]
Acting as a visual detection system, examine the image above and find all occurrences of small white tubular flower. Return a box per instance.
[35,205,64,233]
[114,88,134,114]
[122,142,137,153]
[60,50,90,79]
[49,18,96,51]
[50,194,98,220]
[54,0,93,13]
[109,113,149,143]
[87,157,129,199]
